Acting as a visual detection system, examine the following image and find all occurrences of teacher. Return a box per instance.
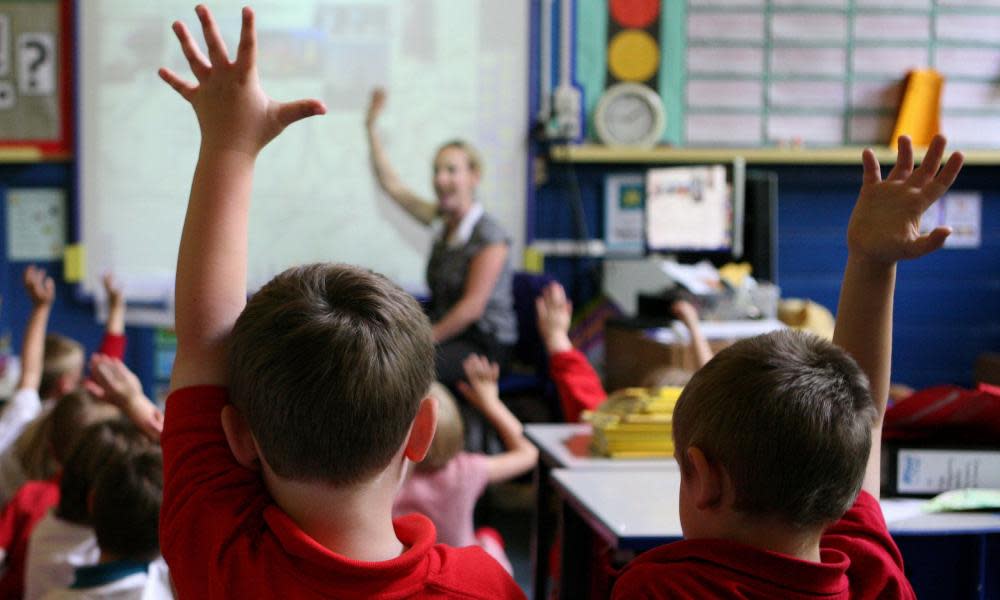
[364,89,517,386]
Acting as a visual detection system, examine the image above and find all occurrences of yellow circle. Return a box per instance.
[608,30,660,82]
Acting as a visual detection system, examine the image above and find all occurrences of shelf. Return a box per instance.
[0,147,72,163]
[549,144,1000,166]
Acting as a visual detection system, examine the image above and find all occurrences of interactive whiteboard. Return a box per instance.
[78,0,527,313]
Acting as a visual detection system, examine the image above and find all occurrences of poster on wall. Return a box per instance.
[604,173,646,255]
[0,0,70,156]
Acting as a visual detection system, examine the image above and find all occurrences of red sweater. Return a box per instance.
[161,386,525,599]
[613,491,915,599]
[0,478,60,598]
[549,349,607,422]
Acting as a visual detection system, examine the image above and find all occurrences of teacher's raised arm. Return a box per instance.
[364,89,517,387]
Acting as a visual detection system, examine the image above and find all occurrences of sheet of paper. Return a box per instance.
[854,14,930,42]
[769,81,846,109]
[687,80,763,109]
[770,47,846,76]
[771,13,847,43]
[767,113,844,145]
[688,13,765,42]
[687,46,763,75]
[6,188,65,261]
[686,113,762,145]
[604,174,646,255]
[852,46,930,76]
[646,166,731,252]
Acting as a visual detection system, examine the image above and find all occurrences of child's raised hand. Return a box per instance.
[23,266,54,307]
[535,282,573,353]
[848,135,964,265]
[102,272,124,307]
[366,88,386,128]
[671,299,699,324]
[158,5,326,157]
[456,354,501,412]
[88,354,163,440]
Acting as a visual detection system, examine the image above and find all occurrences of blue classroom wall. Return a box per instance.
[0,163,157,397]
[532,162,1000,390]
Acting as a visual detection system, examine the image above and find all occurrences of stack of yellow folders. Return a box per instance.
[585,386,682,458]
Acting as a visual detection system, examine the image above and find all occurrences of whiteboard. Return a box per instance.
[78,0,527,308]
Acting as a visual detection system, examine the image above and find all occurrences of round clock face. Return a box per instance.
[606,95,657,145]
[594,82,666,148]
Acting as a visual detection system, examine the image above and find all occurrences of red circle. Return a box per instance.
[610,0,661,29]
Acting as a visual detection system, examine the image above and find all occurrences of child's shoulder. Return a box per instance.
[426,543,524,599]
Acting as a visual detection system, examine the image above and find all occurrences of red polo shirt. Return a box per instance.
[0,477,60,598]
[161,386,524,599]
[613,491,915,599]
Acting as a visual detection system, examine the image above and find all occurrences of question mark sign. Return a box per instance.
[24,39,45,90]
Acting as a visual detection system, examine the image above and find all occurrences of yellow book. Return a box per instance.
[891,68,943,150]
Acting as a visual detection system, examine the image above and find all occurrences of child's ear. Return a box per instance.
[685,446,725,511]
[403,395,438,462]
[221,405,261,470]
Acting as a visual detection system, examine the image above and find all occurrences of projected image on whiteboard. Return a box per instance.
[78,1,526,309]
[645,165,733,253]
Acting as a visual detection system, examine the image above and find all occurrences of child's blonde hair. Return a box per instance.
[40,334,84,399]
[417,382,464,473]
[641,366,694,389]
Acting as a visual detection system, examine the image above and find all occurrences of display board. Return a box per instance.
[576,0,1000,148]
[78,0,527,306]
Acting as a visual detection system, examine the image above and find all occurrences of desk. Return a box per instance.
[551,467,1000,600]
[525,424,676,600]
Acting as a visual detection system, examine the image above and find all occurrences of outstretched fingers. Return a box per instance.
[922,150,965,205]
[172,20,210,79]
[886,136,913,181]
[195,4,231,65]
[909,226,952,259]
[235,6,256,69]
[861,148,882,184]
[274,99,327,128]
[908,134,946,188]
[158,67,197,100]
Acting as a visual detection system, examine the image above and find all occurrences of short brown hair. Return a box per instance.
[57,419,152,524]
[417,382,463,472]
[672,330,876,528]
[228,263,435,485]
[12,389,120,482]
[40,334,84,398]
[92,448,163,561]
[436,140,483,176]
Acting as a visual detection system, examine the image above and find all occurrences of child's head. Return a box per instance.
[227,263,435,486]
[91,448,163,562]
[13,389,121,482]
[40,334,85,399]
[57,419,152,524]
[672,330,877,532]
[49,390,122,464]
[416,382,463,473]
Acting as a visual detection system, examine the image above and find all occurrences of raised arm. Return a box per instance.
[833,135,963,499]
[671,299,713,369]
[89,354,163,442]
[365,88,438,226]
[16,266,54,392]
[457,355,538,483]
[431,243,508,343]
[97,273,127,360]
[536,281,607,421]
[159,5,325,390]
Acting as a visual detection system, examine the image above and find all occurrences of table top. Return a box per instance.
[551,468,1000,551]
[525,423,678,471]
